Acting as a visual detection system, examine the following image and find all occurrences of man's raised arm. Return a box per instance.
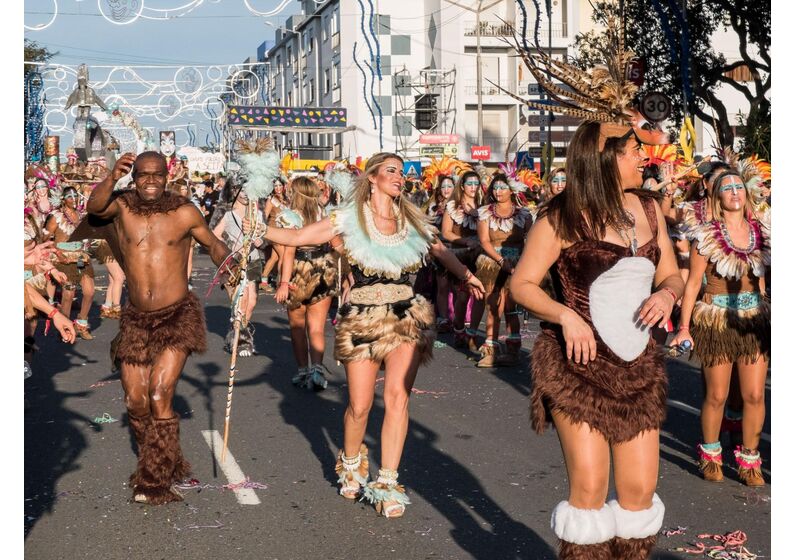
[87,152,135,218]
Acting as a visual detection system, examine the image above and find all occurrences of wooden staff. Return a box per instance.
[220,201,257,463]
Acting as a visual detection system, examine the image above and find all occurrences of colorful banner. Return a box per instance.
[227,106,348,128]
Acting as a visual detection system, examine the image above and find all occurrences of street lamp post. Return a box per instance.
[444,0,502,147]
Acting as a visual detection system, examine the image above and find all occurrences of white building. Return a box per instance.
[262,0,587,163]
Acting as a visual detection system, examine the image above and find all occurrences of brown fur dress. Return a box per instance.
[111,292,207,367]
[530,197,667,444]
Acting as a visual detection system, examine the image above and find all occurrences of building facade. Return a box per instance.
[261,0,587,163]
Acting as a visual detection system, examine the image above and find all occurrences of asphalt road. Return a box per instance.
[24,254,770,559]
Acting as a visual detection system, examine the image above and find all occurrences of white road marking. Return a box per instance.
[667,399,770,442]
[201,430,261,505]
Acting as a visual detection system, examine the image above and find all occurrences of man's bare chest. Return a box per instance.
[117,212,189,248]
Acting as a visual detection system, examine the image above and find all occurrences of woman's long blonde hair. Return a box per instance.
[289,176,323,226]
[353,152,433,241]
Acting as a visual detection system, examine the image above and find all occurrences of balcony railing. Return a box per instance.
[464,20,515,37]
[464,80,512,96]
[534,22,568,40]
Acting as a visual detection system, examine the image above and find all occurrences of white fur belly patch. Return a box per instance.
[589,257,656,361]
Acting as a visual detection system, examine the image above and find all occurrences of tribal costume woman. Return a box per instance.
[212,181,266,357]
[441,170,485,351]
[420,157,470,333]
[260,178,290,292]
[275,176,339,390]
[255,153,484,518]
[671,169,770,487]
[44,186,96,340]
[505,17,682,558]
[474,173,532,367]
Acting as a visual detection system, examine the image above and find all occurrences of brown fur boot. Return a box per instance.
[559,541,612,559]
[127,413,151,490]
[132,416,188,505]
[610,536,657,559]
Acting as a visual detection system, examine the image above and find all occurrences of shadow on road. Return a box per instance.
[24,325,95,539]
[259,345,556,560]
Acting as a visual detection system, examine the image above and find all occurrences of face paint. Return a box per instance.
[492,182,509,191]
[464,179,481,186]
[719,179,744,195]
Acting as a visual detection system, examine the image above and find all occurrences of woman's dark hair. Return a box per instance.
[539,121,639,243]
[642,163,660,183]
[486,172,523,206]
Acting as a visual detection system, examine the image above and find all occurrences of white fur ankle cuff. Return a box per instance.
[609,493,665,539]
[550,501,616,545]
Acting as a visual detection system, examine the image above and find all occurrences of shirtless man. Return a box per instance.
[87,151,231,505]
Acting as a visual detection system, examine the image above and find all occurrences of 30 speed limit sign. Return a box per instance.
[640,92,672,122]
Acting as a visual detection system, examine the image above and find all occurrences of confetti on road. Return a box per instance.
[89,380,118,389]
[672,530,758,559]
[92,413,118,424]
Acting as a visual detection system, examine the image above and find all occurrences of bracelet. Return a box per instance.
[47,308,59,320]
[660,287,678,302]
[461,269,473,282]
[678,325,690,332]
[497,257,505,266]
[279,281,290,287]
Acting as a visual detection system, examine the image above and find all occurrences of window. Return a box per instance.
[309,79,315,103]
[287,46,292,66]
[276,55,281,73]
[323,16,329,41]
[324,69,330,94]
[334,62,341,86]
[308,31,314,52]
[391,35,411,56]
[287,90,293,106]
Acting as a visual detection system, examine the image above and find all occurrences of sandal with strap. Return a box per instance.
[363,468,410,518]
[74,320,94,340]
[335,444,370,499]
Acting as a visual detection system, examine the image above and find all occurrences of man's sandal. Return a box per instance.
[364,468,410,518]
[335,444,369,499]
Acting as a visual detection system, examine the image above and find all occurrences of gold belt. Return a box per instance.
[349,283,413,305]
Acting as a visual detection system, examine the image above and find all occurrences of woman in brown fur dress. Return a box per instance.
[671,170,770,487]
[252,153,484,518]
[509,122,684,560]
[275,176,339,391]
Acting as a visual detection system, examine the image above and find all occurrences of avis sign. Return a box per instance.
[471,146,491,160]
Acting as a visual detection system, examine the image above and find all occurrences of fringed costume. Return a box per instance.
[50,209,95,287]
[444,199,482,272]
[286,245,339,310]
[689,217,770,367]
[111,292,207,367]
[475,203,531,293]
[330,202,436,366]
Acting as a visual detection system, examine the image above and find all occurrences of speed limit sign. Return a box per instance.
[640,92,672,122]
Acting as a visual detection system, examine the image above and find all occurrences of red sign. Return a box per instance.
[419,133,459,145]
[471,146,491,160]
[626,57,646,88]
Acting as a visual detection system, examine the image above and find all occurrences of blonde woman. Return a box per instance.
[275,176,339,390]
[249,153,484,518]
[671,170,770,487]
[260,178,290,292]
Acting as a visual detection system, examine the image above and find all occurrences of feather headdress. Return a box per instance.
[642,144,679,167]
[500,9,668,150]
[325,166,357,202]
[747,155,771,183]
[237,138,281,200]
[422,156,471,191]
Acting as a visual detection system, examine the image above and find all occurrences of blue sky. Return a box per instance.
[24,0,291,149]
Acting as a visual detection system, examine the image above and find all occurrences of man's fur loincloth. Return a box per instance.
[112,292,207,367]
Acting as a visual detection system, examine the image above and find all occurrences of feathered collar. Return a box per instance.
[50,208,82,237]
[330,202,434,280]
[693,217,770,280]
[445,200,479,231]
[119,190,191,217]
[477,204,530,233]
[679,198,709,241]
